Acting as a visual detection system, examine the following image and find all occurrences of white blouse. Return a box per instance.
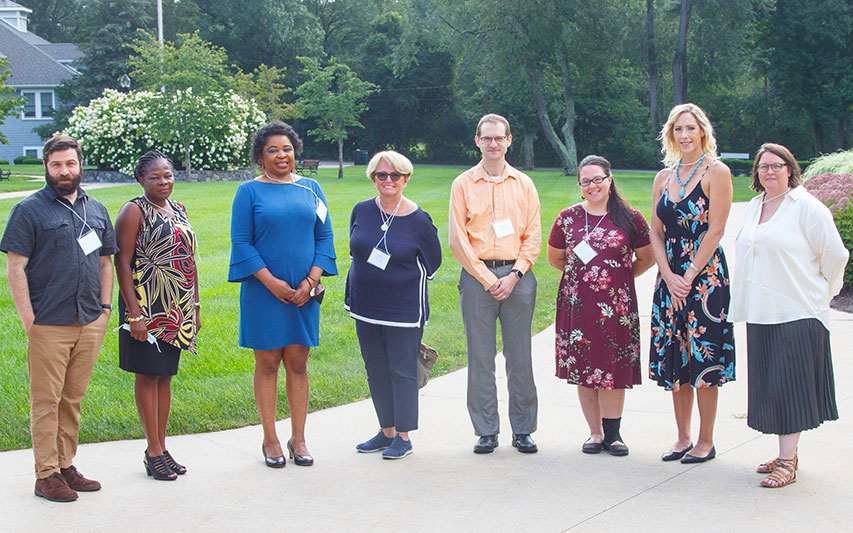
[731,186,849,330]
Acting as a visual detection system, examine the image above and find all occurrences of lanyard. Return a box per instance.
[375,196,402,253]
[584,207,607,242]
[56,197,91,238]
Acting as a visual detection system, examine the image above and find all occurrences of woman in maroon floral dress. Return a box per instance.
[547,155,654,456]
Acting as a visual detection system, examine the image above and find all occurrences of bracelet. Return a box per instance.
[305,275,317,288]
[688,262,701,273]
[127,315,145,323]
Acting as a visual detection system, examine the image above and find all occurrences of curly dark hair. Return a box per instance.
[134,149,173,181]
[249,121,303,167]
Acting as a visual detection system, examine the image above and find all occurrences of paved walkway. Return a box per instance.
[2,202,852,531]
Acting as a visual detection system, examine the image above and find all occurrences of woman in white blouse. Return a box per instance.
[732,143,849,488]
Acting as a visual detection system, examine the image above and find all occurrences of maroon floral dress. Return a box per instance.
[548,205,651,389]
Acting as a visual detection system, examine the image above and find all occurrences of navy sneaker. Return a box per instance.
[356,431,394,453]
[382,436,413,460]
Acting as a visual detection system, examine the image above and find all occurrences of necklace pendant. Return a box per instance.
[381,223,388,231]
[679,187,686,199]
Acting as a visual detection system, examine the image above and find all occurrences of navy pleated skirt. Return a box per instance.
[746,318,838,435]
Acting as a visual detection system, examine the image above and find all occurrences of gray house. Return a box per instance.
[0,0,81,162]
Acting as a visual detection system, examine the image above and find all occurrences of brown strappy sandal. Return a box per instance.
[760,458,797,488]
[756,454,798,474]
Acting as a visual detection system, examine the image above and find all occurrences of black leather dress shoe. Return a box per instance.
[262,443,286,468]
[681,445,716,464]
[474,435,498,454]
[511,434,538,454]
[661,443,693,462]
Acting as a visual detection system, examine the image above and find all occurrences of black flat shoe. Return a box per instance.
[512,434,538,454]
[604,441,629,457]
[681,445,716,464]
[287,440,314,466]
[474,435,498,454]
[661,443,694,462]
[582,438,604,454]
[262,443,286,468]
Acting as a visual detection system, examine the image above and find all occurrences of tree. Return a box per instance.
[0,58,23,144]
[15,0,83,43]
[295,57,378,179]
[233,64,297,122]
[128,31,240,175]
[672,0,692,105]
[647,0,660,133]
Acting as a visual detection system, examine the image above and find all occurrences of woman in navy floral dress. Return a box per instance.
[548,155,654,456]
[649,104,735,464]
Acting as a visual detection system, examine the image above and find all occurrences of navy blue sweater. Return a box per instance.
[345,199,442,327]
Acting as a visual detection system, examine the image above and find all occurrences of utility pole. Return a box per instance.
[157,0,163,45]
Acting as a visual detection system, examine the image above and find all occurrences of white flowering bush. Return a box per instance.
[63,89,266,174]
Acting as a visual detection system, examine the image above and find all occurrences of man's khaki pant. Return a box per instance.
[26,312,109,479]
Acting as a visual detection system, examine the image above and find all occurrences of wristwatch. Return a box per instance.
[101,303,112,310]
[511,269,524,279]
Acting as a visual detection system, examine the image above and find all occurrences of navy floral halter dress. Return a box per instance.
[649,178,735,390]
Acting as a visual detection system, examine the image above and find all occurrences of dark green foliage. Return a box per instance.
[13,156,42,165]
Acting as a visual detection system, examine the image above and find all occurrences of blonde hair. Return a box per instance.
[659,103,718,166]
[476,113,511,137]
[366,150,414,179]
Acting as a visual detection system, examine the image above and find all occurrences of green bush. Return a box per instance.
[13,156,41,165]
[0,160,8,165]
[803,149,853,179]
[804,172,853,289]
[721,158,753,176]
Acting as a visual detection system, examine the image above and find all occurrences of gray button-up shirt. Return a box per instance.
[1,185,118,325]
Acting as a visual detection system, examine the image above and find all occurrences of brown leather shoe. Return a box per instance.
[60,466,101,492]
[34,473,78,502]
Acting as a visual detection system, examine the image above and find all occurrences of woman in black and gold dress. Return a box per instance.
[115,150,199,481]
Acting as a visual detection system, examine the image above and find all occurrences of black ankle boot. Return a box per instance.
[602,417,629,456]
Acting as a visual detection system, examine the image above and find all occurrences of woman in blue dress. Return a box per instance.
[649,104,735,464]
[229,121,337,468]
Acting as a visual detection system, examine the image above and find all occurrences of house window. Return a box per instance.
[40,92,54,118]
[21,91,55,119]
[23,147,42,158]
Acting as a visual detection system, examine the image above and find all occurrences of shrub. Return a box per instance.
[803,149,853,179]
[0,159,8,165]
[13,156,42,165]
[63,89,266,174]
[804,172,853,289]
[721,158,752,176]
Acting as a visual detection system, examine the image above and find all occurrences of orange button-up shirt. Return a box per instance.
[448,162,541,290]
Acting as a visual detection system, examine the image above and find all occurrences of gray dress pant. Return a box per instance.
[459,265,538,436]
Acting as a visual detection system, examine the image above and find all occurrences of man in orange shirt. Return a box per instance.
[449,114,541,454]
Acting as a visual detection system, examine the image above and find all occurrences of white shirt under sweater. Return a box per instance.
[731,186,849,330]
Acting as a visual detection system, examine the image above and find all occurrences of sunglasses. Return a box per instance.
[374,172,406,181]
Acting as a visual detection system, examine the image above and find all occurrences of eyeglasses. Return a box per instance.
[578,176,609,187]
[478,135,508,145]
[758,162,786,173]
[374,171,406,181]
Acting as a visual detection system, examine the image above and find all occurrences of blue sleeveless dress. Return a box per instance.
[649,180,735,390]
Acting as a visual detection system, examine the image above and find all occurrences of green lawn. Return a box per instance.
[0,164,99,193]
[0,165,757,450]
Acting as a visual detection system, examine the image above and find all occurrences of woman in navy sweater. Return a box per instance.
[345,150,442,459]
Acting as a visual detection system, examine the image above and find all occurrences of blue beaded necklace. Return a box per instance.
[674,151,706,199]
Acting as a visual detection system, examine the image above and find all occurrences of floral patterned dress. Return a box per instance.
[649,181,735,390]
[548,205,650,389]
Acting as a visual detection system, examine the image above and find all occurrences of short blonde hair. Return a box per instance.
[366,150,414,179]
[476,113,511,137]
[659,103,718,166]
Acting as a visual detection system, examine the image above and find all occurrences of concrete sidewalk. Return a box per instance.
[2,202,851,532]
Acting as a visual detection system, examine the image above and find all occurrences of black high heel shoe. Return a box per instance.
[144,451,177,481]
[287,440,314,466]
[163,450,187,475]
[262,443,286,468]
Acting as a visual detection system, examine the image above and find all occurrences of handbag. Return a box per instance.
[310,282,325,304]
[417,343,438,389]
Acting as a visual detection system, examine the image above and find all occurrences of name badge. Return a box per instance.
[367,247,391,270]
[77,230,102,255]
[316,199,328,223]
[493,218,515,239]
[572,239,597,265]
